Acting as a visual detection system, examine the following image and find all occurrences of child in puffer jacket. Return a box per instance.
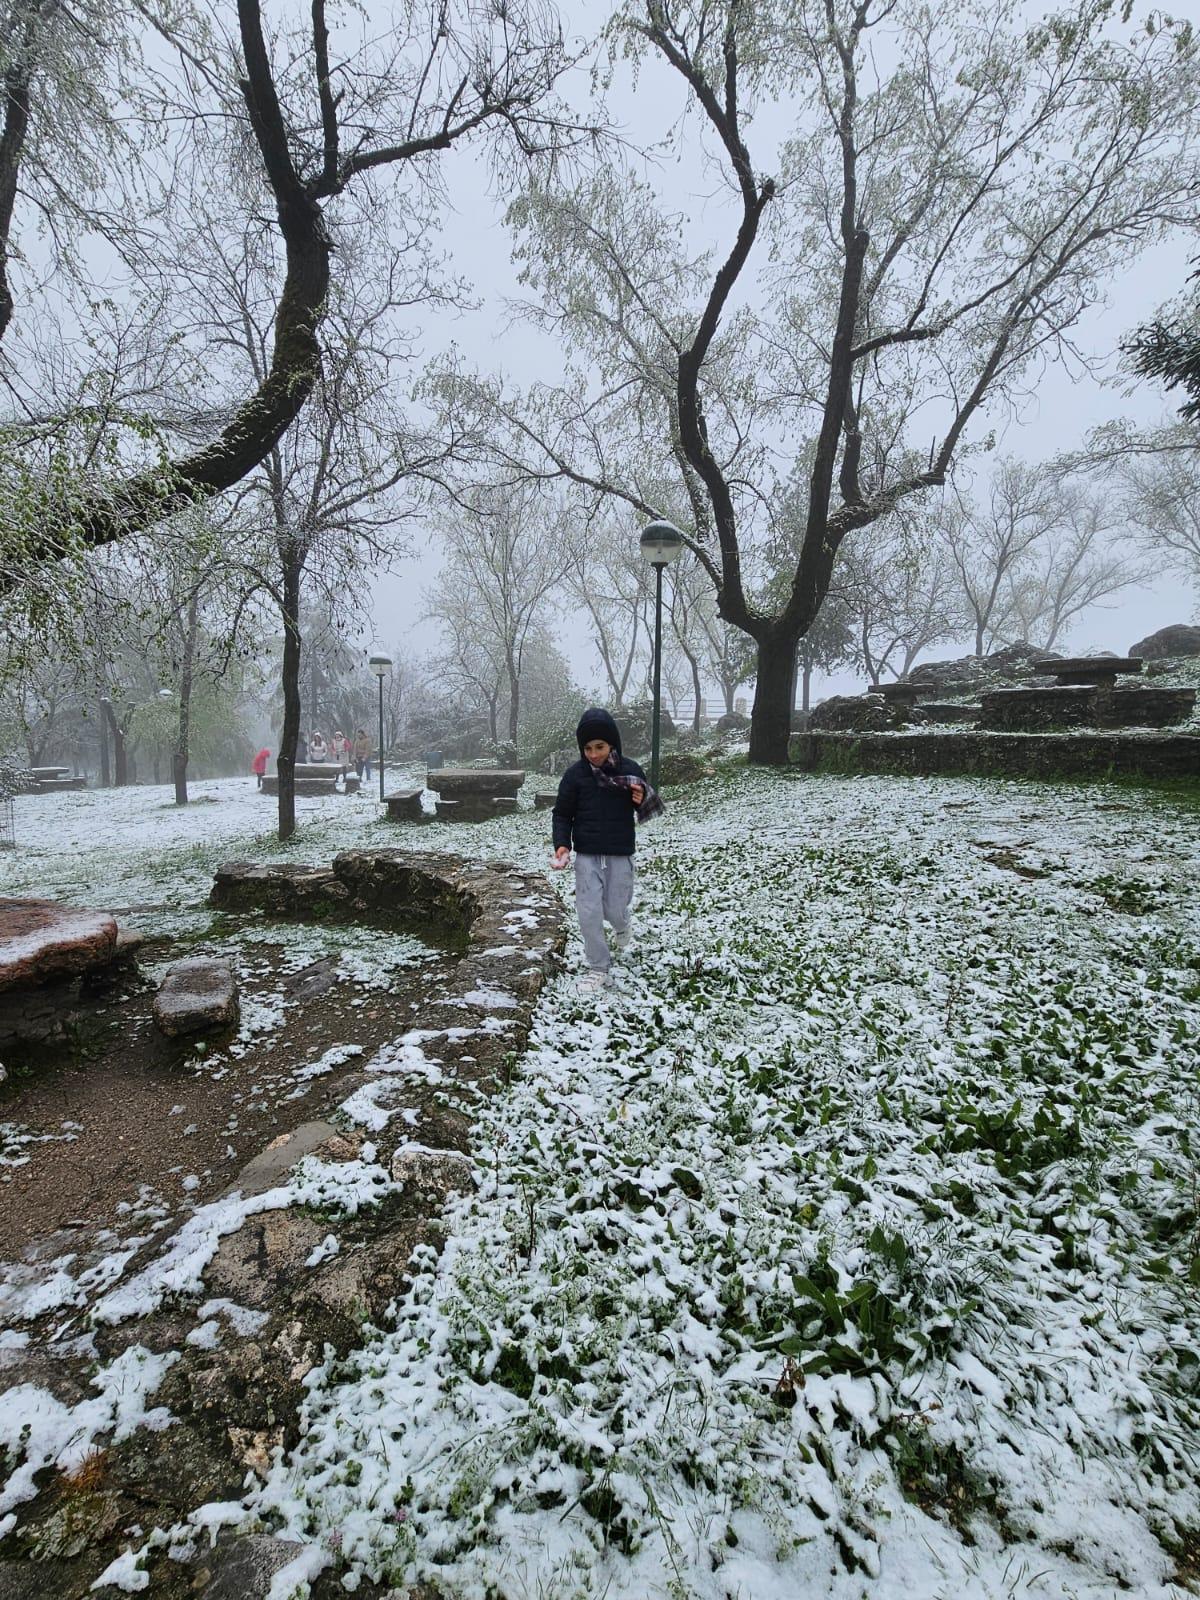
[551,707,663,992]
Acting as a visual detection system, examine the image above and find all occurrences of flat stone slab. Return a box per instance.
[427,767,525,798]
[228,1119,349,1197]
[153,957,240,1037]
[1037,655,1143,683]
[0,898,118,992]
[260,775,339,796]
[195,1535,308,1600]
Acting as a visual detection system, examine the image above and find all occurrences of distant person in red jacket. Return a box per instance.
[252,747,270,788]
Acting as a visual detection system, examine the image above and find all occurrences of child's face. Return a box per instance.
[583,739,612,765]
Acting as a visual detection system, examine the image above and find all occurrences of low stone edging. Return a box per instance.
[790,728,1200,781]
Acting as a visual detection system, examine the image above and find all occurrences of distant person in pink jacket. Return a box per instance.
[252,747,270,788]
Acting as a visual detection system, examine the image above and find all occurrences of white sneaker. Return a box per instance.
[577,969,610,995]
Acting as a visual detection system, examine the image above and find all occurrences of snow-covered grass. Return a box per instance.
[6,766,1200,1597]
[239,768,1200,1599]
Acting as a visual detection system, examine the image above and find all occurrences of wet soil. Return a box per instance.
[0,913,460,1325]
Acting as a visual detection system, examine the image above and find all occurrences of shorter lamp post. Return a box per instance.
[368,654,392,801]
[639,519,685,791]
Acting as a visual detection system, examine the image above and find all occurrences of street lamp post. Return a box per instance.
[639,520,685,791]
[368,654,392,802]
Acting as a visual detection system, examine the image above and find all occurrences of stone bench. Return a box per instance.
[534,792,558,810]
[383,789,424,822]
[153,957,239,1037]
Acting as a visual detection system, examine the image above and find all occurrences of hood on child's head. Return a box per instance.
[576,707,622,756]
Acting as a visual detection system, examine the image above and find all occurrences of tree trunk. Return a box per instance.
[0,0,41,344]
[98,701,110,788]
[686,649,703,733]
[173,589,200,805]
[278,557,302,842]
[507,659,520,744]
[102,701,128,786]
[802,658,813,712]
[748,628,798,765]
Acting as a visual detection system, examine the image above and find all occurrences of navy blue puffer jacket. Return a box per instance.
[552,708,647,858]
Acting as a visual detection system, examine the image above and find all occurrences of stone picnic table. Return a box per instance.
[261,762,360,797]
[1034,656,1144,687]
[425,767,525,822]
[20,766,87,793]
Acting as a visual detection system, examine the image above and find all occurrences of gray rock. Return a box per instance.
[1129,623,1200,660]
[391,1146,475,1197]
[152,957,239,1037]
[228,1120,357,1198]
[809,695,891,733]
[283,958,339,1001]
[908,643,1061,696]
[716,711,751,731]
[195,1535,308,1600]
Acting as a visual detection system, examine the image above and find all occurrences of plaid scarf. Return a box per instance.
[591,751,664,822]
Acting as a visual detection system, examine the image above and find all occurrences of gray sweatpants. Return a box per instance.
[573,853,634,972]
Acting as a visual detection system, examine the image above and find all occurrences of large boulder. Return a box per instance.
[1129,623,1200,660]
[657,750,714,785]
[716,711,751,732]
[809,694,891,733]
[909,643,1061,697]
[617,701,675,756]
[0,898,118,992]
[153,957,240,1037]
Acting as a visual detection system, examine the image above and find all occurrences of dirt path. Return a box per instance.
[0,920,459,1322]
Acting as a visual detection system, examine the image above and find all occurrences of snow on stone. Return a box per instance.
[455,987,519,1009]
[89,1546,150,1592]
[304,1233,340,1268]
[0,1346,177,1516]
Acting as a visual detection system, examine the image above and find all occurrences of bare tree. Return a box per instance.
[0,0,574,589]
[1115,426,1200,585]
[940,462,1146,655]
[1003,487,1149,650]
[438,0,1199,761]
[938,463,1066,656]
[565,521,653,710]
[833,515,958,682]
[427,566,508,743]
[428,484,576,744]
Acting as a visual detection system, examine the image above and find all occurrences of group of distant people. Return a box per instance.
[251,728,376,787]
[300,729,374,778]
